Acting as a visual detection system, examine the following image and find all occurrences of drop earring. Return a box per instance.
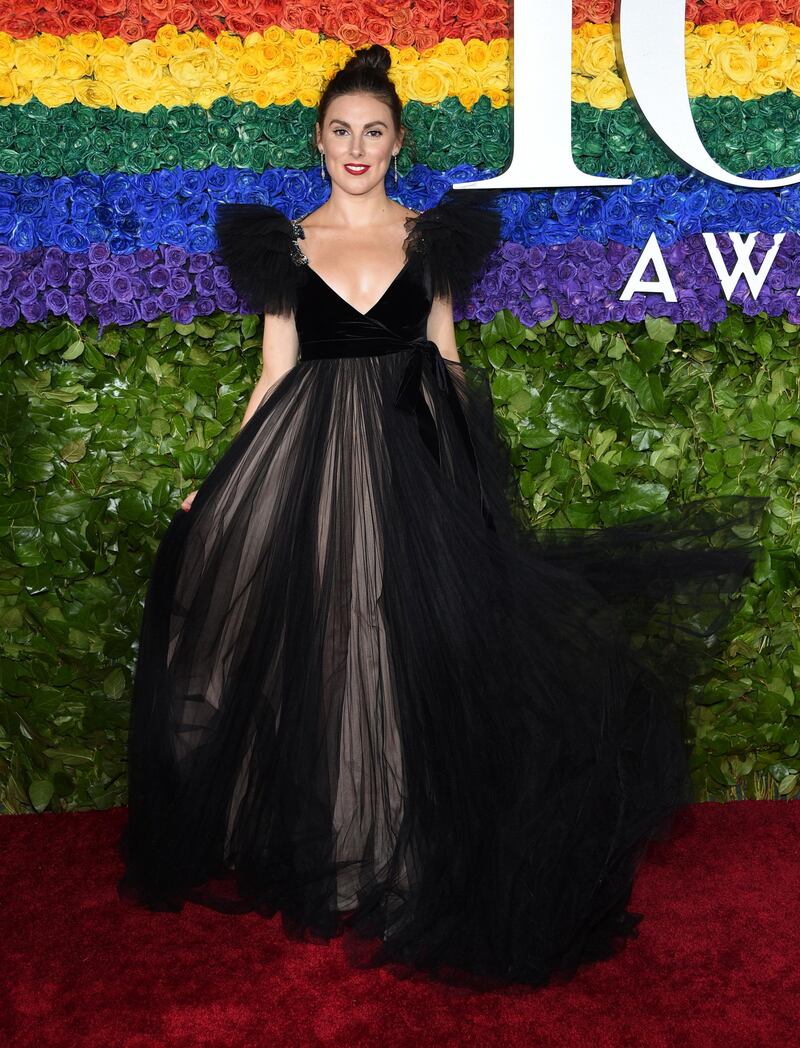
[320,150,326,180]
[393,152,398,185]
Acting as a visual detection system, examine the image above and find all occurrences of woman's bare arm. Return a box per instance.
[239,310,300,431]
[426,294,460,362]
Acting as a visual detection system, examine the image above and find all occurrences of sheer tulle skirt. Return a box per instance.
[117,345,764,988]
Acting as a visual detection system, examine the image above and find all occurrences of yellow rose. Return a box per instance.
[756,49,794,76]
[571,74,590,105]
[581,35,617,76]
[169,51,216,89]
[296,86,319,109]
[572,35,585,75]
[263,25,286,46]
[754,22,792,61]
[196,84,220,109]
[294,29,319,49]
[36,33,62,57]
[731,82,757,102]
[124,43,163,87]
[685,70,705,97]
[585,70,627,109]
[71,31,104,56]
[484,86,506,108]
[717,20,738,36]
[14,46,56,80]
[73,80,116,108]
[465,39,490,72]
[408,59,450,104]
[234,54,263,83]
[114,82,156,112]
[216,32,243,60]
[695,25,718,41]
[583,23,610,40]
[456,65,481,95]
[256,40,283,70]
[752,70,785,96]
[0,72,16,104]
[393,47,419,71]
[155,25,179,50]
[684,35,708,73]
[243,31,263,49]
[0,33,14,64]
[156,81,192,107]
[710,41,756,85]
[488,38,508,63]
[784,64,800,96]
[92,53,126,85]
[436,39,466,63]
[703,68,730,98]
[35,78,76,107]
[151,44,171,66]
[458,87,482,110]
[102,38,128,57]
[296,44,323,73]
[55,49,90,80]
[172,33,195,56]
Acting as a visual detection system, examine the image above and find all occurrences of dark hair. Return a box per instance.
[309,43,417,168]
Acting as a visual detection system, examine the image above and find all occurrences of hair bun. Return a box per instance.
[344,44,391,77]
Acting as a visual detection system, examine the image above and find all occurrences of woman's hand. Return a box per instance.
[181,490,198,512]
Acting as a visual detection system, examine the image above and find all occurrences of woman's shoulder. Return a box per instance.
[214,201,306,318]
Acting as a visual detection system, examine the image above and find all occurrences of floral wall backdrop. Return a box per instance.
[1,1,798,814]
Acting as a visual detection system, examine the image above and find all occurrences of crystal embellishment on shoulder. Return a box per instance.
[289,217,309,267]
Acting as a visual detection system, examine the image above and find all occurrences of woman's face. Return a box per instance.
[316,92,403,195]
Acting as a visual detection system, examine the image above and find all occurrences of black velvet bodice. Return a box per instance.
[287,216,433,361]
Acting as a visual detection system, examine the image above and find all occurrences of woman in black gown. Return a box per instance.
[117,44,765,988]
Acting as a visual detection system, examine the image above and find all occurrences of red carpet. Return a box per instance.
[2,801,799,1047]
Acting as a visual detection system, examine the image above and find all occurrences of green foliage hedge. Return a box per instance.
[1,307,798,812]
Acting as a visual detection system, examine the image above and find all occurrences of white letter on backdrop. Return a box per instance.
[614,0,800,189]
[455,0,631,190]
[702,232,786,299]
[619,233,677,302]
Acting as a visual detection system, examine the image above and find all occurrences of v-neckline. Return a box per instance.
[292,210,421,318]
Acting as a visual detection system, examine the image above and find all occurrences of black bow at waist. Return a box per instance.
[300,319,495,530]
[392,336,495,531]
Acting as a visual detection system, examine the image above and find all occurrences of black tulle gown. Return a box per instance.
[117,188,765,988]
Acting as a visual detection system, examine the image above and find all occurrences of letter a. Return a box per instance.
[620,234,677,302]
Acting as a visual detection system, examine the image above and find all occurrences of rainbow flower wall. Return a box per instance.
[1,1,799,814]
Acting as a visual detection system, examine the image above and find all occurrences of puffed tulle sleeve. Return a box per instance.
[214,202,305,318]
[406,186,504,309]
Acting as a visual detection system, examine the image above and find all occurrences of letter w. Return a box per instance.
[702,232,785,300]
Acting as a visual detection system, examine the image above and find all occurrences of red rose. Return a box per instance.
[225,15,257,35]
[118,17,146,42]
[96,0,126,16]
[197,16,222,39]
[35,13,66,35]
[63,11,99,33]
[408,0,444,18]
[760,2,781,21]
[696,2,724,24]
[336,21,364,48]
[482,1,510,26]
[170,4,198,31]
[393,26,417,48]
[586,0,616,21]
[0,15,35,35]
[364,18,394,46]
[415,28,441,51]
[733,1,764,21]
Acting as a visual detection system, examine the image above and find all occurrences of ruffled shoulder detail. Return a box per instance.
[404,186,503,309]
[214,202,306,318]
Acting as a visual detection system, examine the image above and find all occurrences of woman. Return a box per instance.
[117,44,765,988]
